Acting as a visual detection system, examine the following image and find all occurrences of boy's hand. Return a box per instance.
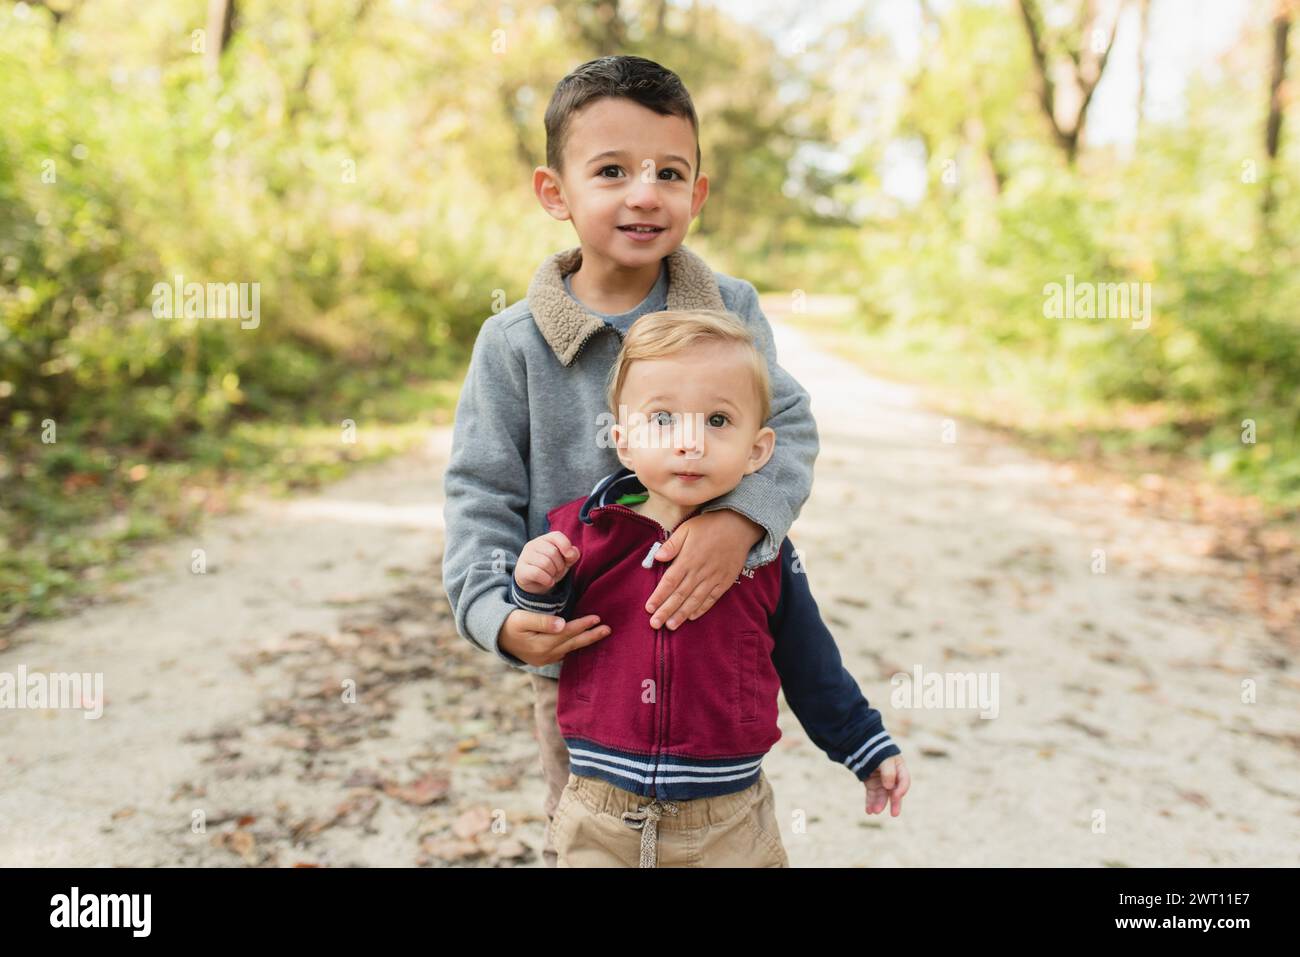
[497,609,610,667]
[514,531,579,593]
[645,510,765,630]
[864,756,909,817]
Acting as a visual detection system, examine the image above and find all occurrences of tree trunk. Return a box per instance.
[1135,0,1152,142]
[204,0,237,77]
[1261,0,1293,225]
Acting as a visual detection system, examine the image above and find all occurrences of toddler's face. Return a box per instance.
[548,97,708,269]
[611,342,774,507]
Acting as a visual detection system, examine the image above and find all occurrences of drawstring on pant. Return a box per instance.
[621,798,679,867]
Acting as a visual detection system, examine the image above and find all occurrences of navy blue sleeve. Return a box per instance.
[507,512,577,621]
[768,537,901,782]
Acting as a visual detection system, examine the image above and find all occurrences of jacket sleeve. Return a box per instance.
[698,279,819,570]
[440,315,540,671]
[508,511,578,624]
[768,537,902,782]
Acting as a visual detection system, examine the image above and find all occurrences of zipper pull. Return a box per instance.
[641,541,662,568]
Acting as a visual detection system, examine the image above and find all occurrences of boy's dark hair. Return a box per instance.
[544,55,700,179]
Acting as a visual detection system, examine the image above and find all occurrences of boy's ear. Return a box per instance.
[744,426,776,475]
[534,166,571,222]
[689,171,709,220]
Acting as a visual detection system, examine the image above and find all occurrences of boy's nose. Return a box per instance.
[626,178,662,208]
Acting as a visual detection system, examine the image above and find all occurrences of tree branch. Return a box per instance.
[1071,1,1122,155]
[1016,0,1072,154]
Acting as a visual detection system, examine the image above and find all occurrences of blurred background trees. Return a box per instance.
[0,0,1295,625]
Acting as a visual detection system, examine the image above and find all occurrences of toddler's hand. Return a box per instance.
[864,756,909,817]
[514,531,579,593]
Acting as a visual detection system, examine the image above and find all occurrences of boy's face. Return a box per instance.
[535,97,709,270]
[610,341,775,507]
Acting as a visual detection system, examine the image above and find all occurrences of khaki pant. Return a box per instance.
[529,674,571,868]
[529,675,789,868]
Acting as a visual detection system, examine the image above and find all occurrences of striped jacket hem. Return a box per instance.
[563,737,766,800]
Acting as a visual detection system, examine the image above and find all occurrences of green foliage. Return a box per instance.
[839,0,1299,508]
[1,0,1296,630]
[0,1,532,626]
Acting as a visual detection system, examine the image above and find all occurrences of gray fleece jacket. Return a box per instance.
[440,243,820,678]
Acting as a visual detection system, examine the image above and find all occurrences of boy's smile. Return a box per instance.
[534,97,709,313]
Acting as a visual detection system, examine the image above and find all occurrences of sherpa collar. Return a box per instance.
[526,244,726,367]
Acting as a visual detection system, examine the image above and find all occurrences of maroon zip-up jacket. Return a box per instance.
[510,467,902,800]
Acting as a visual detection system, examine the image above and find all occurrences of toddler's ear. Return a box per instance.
[745,426,776,474]
[611,423,634,466]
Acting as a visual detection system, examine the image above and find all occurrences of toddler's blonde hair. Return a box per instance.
[605,309,772,427]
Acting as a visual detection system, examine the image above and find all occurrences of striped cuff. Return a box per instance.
[509,575,571,614]
[843,729,902,782]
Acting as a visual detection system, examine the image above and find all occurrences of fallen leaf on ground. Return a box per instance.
[382,771,451,806]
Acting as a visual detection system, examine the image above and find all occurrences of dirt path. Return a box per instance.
[2,315,1296,867]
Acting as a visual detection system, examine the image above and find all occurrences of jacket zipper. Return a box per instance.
[567,323,620,367]
[652,523,668,798]
[587,502,682,799]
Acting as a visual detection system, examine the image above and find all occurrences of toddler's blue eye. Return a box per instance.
[708,413,729,427]
[649,411,675,426]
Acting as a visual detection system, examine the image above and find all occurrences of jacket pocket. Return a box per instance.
[574,642,598,703]
[736,630,759,722]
